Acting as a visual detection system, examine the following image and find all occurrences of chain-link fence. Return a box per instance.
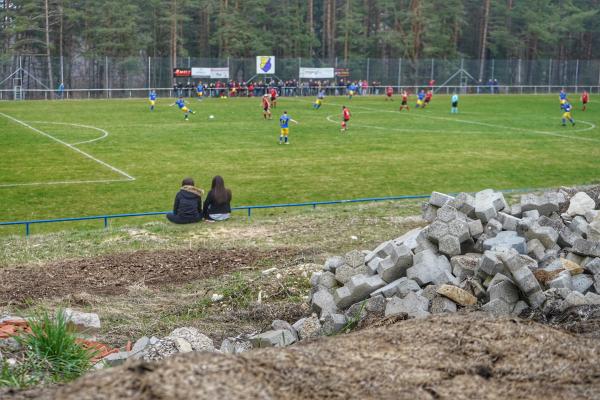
[1,56,599,100]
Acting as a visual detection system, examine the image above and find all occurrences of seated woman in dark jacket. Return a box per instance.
[203,175,232,221]
[166,177,204,224]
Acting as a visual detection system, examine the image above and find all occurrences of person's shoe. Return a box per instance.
[285,142,290,145]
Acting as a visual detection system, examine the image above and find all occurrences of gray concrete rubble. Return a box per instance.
[483,231,527,254]
[249,330,296,348]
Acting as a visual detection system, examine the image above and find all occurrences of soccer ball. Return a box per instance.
[209,115,215,119]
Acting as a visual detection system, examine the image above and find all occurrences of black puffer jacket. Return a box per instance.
[173,185,203,221]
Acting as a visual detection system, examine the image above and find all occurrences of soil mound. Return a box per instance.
[0,248,293,305]
[12,312,600,400]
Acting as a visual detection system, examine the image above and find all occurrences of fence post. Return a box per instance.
[430,58,434,82]
[148,56,151,90]
[247,208,251,220]
[548,59,552,93]
[26,223,30,237]
[575,59,579,91]
[397,58,402,88]
[104,217,108,229]
[105,56,109,99]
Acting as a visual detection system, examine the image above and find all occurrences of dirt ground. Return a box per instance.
[0,248,296,306]
[5,312,599,400]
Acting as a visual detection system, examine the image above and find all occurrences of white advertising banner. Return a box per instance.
[299,67,335,79]
[209,67,229,79]
[191,67,211,78]
[256,56,276,74]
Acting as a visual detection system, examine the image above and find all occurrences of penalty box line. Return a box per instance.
[0,112,135,185]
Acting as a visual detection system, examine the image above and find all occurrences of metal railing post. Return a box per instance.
[104,217,108,229]
[26,223,30,237]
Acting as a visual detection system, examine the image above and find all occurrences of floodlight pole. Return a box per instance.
[397,58,402,88]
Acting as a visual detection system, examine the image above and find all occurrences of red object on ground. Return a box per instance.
[0,319,32,339]
[76,338,119,363]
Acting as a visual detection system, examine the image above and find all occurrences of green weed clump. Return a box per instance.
[0,309,97,389]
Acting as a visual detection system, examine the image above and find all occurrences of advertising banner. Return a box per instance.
[256,56,275,74]
[299,67,335,79]
[191,67,211,77]
[173,68,192,78]
[209,67,229,79]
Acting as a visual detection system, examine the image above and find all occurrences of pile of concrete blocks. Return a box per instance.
[304,188,600,328]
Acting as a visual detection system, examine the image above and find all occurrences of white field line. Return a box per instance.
[291,98,600,142]
[0,179,133,188]
[27,121,109,145]
[0,112,135,187]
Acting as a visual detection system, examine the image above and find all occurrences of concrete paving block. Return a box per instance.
[511,300,529,315]
[447,219,471,242]
[475,189,499,223]
[583,258,600,275]
[450,192,476,218]
[484,219,503,238]
[527,224,559,248]
[527,239,546,261]
[333,286,354,309]
[481,299,513,316]
[429,191,455,207]
[431,296,458,313]
[317,271,338,289]
[345,250,365,268]
[572,238,600,258]
[522,209,540,219]
[451,253,482,281]
[567,192,596,217]
[527,290,546,309]
[488,280,520,304]
[271,320,298,341]
[571,274,594,294]
[250,329,296,348]
[588,220,600,241]
[520,192,560,216]
[103,351,131,366]
[393,228,422,250]
[384,292,430,319]
[324,256,346,272]
[483,231,527,254]
[376,245,413,283]
[584,292,600,305]
[346,274,386,303]
[511,203,523,218]
[512,266,543,295]
[365,241,396,264]
[335,264,356,285]
[438,235,462,257]
[294,316,322,341]
[437,204,460,223]
[467,219,484,238]
[422,203,439,223]
[559,291,588,312]
[479,251,505,276]
[570,216,589,238]
[498,212,520,231]
[311,289,338,317]
[320,313,347,336]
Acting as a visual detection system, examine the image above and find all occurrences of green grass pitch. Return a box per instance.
[0,94,599,229]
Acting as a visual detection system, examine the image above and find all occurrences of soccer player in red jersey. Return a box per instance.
[270,87,278,108]
[423,89,433,108]
[399,90,410,111]
[385,86,393,101]
[341,105,351,132]
[582,90,589,111]
[262,94,272,120]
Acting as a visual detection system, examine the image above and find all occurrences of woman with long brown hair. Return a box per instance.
[203,175,232,221]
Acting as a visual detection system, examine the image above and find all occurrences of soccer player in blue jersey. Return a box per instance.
[170,96,195,120]
[279,110,298,144]
[451,93,459,114]
[559,89,568,109]
[149,90,157,111]
[347,82,357,99]
[313,90,325,109]
[416,89,425,108]
[561,101,575,127]
[196,82,204,100]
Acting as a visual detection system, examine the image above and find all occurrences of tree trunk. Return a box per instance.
[170,0,178,71]
[478,0,491,82]
[44,0,54,91]
[343,0,350,62]
[307,0,313,56]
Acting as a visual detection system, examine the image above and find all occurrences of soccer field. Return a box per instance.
[1,94,599,227]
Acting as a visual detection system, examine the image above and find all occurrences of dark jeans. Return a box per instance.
[166,213,202,224]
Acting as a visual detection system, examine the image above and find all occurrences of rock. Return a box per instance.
[211,294,224,302]
[64,309,101,335]
[393,228,422,250]
[102,351,131,366]
[475,189,506,222]
[171,337,193,353]
[527,239,545,261]
[250,329,296,348]
[406,251,457,286]
[567,192,596,217]
[131,336,150,355]
[484,219,503,238]
[467,219,484,238]
[497,212,520,231]
[316,271,338,289]
[142,338,180,361]
[511,300,529,315]
[547,271,573,290]
[584,292,600,304]
[570,216,589,238]
[561,258,584,275]
[520,192,560,216]
[375,244,414,282]
[450,192,476,218]
[429,191,455,207]
[526,223,559,248]
[584,258,600,275]
[293,315,322,340]
[168,327,215,352]
[483,231,527,254]
[479,251,507,277]
[385,292,430,319]
[430,296,457,313]
[436,284,477,306]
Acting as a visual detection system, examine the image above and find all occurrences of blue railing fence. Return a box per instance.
[0,195,430,237]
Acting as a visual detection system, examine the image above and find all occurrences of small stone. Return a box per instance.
[168,327,215,352]
[321,313,347,335]
[64,309,101,335]
[571,274,594,294]
[250,330,296,348]
[293,315,322,340]
[561,258,584,275]
[567,192,596,217]
[103,351,131,366]
[481,299,513,316]
[430,296,457,313]
[436,284,477,306]
[385,292,430,319]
